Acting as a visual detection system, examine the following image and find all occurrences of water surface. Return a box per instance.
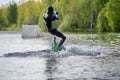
[0,32,120,80]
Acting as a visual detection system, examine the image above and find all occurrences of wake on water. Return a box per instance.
[3,45,101,58]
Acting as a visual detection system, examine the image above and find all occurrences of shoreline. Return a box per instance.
[0,31,21,34]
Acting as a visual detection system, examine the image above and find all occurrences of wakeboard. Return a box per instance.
[52,42,66,52]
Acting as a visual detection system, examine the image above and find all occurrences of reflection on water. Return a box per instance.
[45,57,57,80]
[97,33,120,46]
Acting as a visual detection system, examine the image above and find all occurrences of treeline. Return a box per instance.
[0,0,120,32]
[0,0,42,31]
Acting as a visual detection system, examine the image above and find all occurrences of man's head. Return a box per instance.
[47,6,54,14]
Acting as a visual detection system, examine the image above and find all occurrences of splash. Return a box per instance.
[3,45,101,58]
[59,45,101,56]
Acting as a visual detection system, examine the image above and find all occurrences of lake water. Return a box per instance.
[0,32,120,80]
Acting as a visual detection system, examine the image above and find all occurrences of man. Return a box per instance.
[43,6,66,50]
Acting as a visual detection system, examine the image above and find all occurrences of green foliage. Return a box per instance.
[7,24,21,31]
[0,6,9,29]
[96,0,120,32]
[59,15,73,32]
[94,0,109,23]
[96,8,109,32]
[17,0,42,25]
[42,0,55,7]
[7,2,18,24]
[38,10,47,31]
[0,1,17,30]
[0,9,3,30]
[0,0,120,32]
[105,0,120,32]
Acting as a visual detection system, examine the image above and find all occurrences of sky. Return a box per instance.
[0,0,21,5]
[0,0,41,7]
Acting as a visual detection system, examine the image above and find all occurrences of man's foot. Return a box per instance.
[54,45,62,52]
[53,42,65,52]
[53,42,61,52]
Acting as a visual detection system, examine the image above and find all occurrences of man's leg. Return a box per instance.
[58,36,66,46]
[50,29,66,46]
[54,30,66,46]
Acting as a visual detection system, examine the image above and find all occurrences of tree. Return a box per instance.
[0,0,120,32]
[58,0,91,32]
[1,6,9,27]
[96,8,109,32]
[17,0,42,25]
[105,0,120,32]
[7,1,18,24]
[94,0,109,25]
[0,8,3,30]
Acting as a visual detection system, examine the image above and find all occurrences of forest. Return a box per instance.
[0,0,120,32]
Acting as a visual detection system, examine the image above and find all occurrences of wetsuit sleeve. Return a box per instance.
[44,14,60,30]
[48,14,59,21]
[52,14,60,20]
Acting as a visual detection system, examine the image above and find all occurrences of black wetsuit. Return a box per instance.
[43,11,66,46]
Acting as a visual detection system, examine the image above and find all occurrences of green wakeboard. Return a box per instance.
[52,42,66,52]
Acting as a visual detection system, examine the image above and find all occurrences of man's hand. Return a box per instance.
[55,11,58,15]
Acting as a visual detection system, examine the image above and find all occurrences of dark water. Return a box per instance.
[0,32,120,80]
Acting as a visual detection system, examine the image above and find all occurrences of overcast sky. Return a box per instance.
[0,0,41,7]
[0,0,21,5]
